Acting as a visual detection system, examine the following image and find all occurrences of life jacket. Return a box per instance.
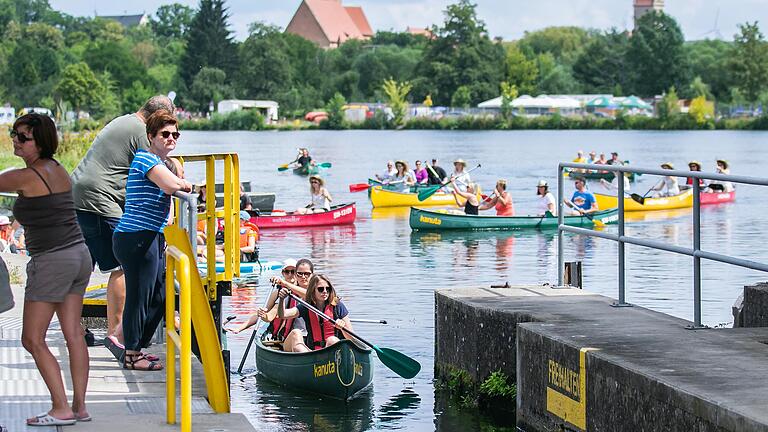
[239,222,259,248]
[307,303,336,350]
[269,296,297,339]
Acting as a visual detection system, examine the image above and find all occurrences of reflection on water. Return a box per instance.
[180,129,768,431]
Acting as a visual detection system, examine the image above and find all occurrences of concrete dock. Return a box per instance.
[436,285,768,432]
[0,253,254,431]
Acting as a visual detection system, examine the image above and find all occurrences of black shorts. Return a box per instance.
[76,210,122,273]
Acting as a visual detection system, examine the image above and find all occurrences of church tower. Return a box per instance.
[634,0,665,29]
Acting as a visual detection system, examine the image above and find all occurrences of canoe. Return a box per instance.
[594,188,693,211]
[254,338,374,400]
[293,165,319,176]
[367,178,430,194]
[370,186,480,208]
[700,190,735,205]
[249,203,356,228]
[409,207,619,231]
[565,161,639,182]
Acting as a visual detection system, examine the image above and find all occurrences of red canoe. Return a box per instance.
[700,190,735,205]
[249,203,356,229]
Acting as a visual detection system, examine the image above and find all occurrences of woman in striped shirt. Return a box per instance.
[112,110,192,371]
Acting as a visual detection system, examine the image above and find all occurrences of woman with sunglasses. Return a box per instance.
[478,179,515,216]
[112,110,192,372]
[413,160,429,184]
[297,175,332,214]
[278,274,353,353]
[386,160,415,193]
[1,114,93,426]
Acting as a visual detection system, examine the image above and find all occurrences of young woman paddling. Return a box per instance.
[277,274,354,353]
[297,175,332,214]
[1,114,93,426]
[479,179,514,216]
[451,179,480,215]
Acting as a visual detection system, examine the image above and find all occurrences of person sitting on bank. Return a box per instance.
[707,159,734,192]
[479,179,514,216]
[451,179,480,215]
[427,158,448,185]
[536,180,556,216]
[296,175,332,214]
[651,163,680,197]
[565,177,598,215]
[277,274,353,352]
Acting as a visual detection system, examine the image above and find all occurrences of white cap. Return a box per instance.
[537,179,548,187]
[282,258,297,269]
[0,215,10,225]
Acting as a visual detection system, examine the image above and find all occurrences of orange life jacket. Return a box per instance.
[307,303,336,350]
[239,222,259,247]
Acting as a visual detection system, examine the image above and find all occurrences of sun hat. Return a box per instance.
[239,210,250,220]
[537,180,548,187]
[309,175,324,186]
[0,216,9,225]
[282,258,297,269]
[716,159,729,169]
[453,159,467,167]
[688,160,701,169]
[661,162,674,169]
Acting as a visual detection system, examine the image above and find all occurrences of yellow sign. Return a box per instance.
[313,360,336,378]
[546,347,598,431]
[419,215,442,225]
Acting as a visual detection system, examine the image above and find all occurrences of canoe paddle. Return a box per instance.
[563,200,605,227]
[349,183,371,193]
[630,185,656,205]
[237,283,277,374]
[418,164,481,202]
[279,162,332,172]
[286,292,421,379]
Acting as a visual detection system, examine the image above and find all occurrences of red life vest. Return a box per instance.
[307,303,336,350]
[270,297,297,339]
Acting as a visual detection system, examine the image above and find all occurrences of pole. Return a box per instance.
[692,179,702,328]
[617,169,627,305]
[558,165,564,286]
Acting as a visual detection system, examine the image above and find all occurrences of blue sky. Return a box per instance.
[49,0,768,42]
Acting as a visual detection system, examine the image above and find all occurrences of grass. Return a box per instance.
[0,130,97,173]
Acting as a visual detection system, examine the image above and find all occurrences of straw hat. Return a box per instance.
[453,159,467,167]
[716,159,729,169]
[661,162,674,169]
[537,179,548,188]
[688,160,701,170]
[309,175,324,186]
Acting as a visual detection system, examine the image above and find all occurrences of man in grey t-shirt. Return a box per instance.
[71,95,174,352]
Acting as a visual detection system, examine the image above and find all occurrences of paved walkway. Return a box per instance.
[0,253,254,431]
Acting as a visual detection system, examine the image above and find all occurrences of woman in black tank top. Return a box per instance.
[451,179,480,215]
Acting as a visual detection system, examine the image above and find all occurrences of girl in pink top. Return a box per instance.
[413,160,429,184]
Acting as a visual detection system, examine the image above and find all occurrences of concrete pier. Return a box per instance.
[0,253,254,431]
[436,285,768,432]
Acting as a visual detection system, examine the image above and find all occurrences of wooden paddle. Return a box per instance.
[418,164,481,202]
[286,292,421,379]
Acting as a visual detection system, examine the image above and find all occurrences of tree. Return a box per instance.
[535,53,580,94]
[505,44,538,95]
[689,76,712,100]
[573,30,630,94]
[730,22,768,102]
[499,81,518,120]
[188,67,229,112]
[517,26,595,66]
[627,11,690,97]
[657,87,680,120]
[686,40,733,102]
[382,78,412,127]
[179,0,237,87]
[688,96,713,125]
[324,92,347,129]
[54,62,104,115]
[451,85,471,108]
[151,4,194,40]
[83,41,151,91]
[236,28,292,99]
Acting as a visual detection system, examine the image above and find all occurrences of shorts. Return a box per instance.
[76,210,122,273]
[26,242,92,303]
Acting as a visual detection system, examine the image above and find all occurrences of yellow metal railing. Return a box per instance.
[165,245,192,432]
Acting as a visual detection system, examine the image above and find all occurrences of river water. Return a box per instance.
[179,129,768,431]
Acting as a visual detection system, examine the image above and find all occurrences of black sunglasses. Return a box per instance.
[10,130,33,143]
[297,271,312,277]
[282,268,296,275]
[316,286,331,293]
[159,130,180,139]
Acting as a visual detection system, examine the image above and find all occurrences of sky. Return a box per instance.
[49,0,768,42]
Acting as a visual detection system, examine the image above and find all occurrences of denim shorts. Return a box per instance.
[76,210,122,273]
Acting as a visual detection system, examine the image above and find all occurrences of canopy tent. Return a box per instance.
[511,95,581,109]
[586,96,617,108]
[618,95,652,109]
[477,96,502,108]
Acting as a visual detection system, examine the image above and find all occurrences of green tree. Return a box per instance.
[451,85,471,108]
[54,62,103,115]
[324,92,347,129]
[627,11,690,97]
[499,81,518,120]
[573,30,630,94]
[151,3,194,40]
[688,95,713,125]
[83,41,151,91]
[657,87,680,120]
[730,22,768,102]
[689,76,712,100]
[236,26,292,100]
[382,78,412,127]
[505,44,538,95]
[686,40,733,102]
[189,67,229,112]
[517,26,595,66]
[180,0,237,87]
[122,80,154,113]
[535,53,580,94]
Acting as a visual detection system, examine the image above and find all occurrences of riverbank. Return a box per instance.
[0,131,96,173]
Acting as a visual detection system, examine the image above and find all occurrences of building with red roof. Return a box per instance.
[285,0,373,48]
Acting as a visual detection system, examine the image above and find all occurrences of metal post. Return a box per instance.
[691,179,703,328]
[557,165,564,286]
[613,168,630,307]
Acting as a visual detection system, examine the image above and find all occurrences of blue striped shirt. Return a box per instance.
[115,150,170,233]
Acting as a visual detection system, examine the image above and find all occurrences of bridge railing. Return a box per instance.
[557,162,768,328]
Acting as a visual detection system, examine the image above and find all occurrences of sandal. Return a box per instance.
[142,351,160,362]
[26,412,76,426]
[104,336,125,363]
[124,352,163,371]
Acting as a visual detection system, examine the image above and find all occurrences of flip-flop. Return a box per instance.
[104,336,125,363]
[27,412,76,426]
[75,413,92,422]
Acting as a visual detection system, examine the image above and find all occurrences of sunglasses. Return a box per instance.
[316,286,331,293]
[297,271,312,278]
[310,181,320,185]
[282,268,296,275]
[159,130,181,139]
[10,130,33,143]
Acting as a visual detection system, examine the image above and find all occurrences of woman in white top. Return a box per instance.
[451,159,471,192]
[651,162,680,197]
[599,172,631,193]
[536,180,556,216]
[297,175,332,214]
[387,160,415,193]
[708,159,734,192]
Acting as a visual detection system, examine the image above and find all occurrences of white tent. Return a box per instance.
[477,96,502,108]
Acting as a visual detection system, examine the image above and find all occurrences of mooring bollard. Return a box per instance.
[564,261,582,288]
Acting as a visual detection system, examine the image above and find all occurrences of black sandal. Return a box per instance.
[124,352,163,371]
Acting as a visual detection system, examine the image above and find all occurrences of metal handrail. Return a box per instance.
[557,162,768,328]
[165,246,192,432]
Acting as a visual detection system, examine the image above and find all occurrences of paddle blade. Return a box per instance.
[630,193,645,205]
[349,183,370,192]
[277,165,289,172]
[374,346,421,379]
[592,217,605,227]
[318,162,332,169]
[417,185,441,201]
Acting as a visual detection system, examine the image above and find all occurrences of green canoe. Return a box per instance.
[409,207,619,231]
[565,161,640,182]
[293,164,319,176]
[254,337,374,400]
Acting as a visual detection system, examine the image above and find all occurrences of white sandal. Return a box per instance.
[26,412,76,426]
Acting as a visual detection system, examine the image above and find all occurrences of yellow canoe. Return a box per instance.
[370,186,480,208]
[594,188,693,211]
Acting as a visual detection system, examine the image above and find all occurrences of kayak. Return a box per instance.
[197,260,283,274]
[293,165,319,176]
[249,203,356,228]
[594,188,693,211]
[370,186,480,208]
[254,337,374,400]
[409,207,619,231]
[700,190,736,205]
